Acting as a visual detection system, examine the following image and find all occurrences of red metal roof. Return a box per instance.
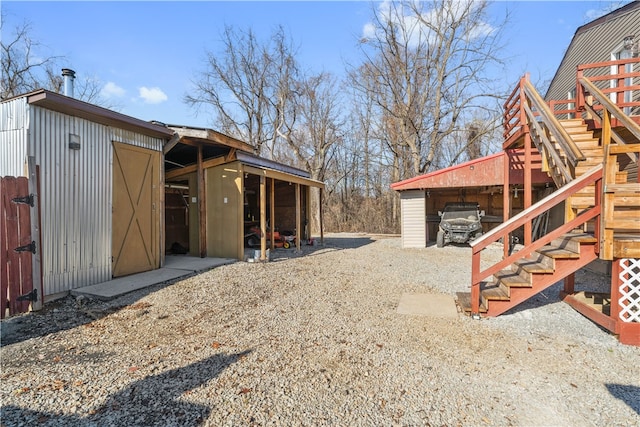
[391,149,553,191]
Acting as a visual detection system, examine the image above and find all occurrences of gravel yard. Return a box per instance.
[1,233,639,426]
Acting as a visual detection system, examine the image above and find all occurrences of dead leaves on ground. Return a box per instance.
[126,301,152,310]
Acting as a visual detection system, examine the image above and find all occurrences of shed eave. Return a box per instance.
[243,165,325,189]
[25,90,174,139]
[167,125,254,154]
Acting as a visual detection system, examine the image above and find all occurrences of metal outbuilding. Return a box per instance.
[1,89,175,301]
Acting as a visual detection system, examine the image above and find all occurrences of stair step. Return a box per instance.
[559,119,587,129]
[561,232,597,243]
[579,146,603,154]
[575,187,595,196]
[552,232,597,253]
[456,291,487,314]
[513,258,555,274]
[537,245,581,259]
[570,196,595,208]
[558,119,587,129]
[481,285,510,308]
[578,159,604,167]
[570,134,599,143]
[495,269,532,287]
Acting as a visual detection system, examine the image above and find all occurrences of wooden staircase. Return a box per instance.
[472,233,598,316]
[462,61,640,344]
[459,117,605,317]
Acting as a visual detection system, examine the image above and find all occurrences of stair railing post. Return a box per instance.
[471,249,480,315]
[594,175,602,254]
[616,62,625,110]
[520,73,533,246]
[576,68,585,115]
[503,149,511,259]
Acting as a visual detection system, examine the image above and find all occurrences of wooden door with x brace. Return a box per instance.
[112,142,161,277]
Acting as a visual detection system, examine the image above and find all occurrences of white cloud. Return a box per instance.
[102,81,126,98]
[138,86,168,104]
[362,23,377,41]
[361,0,495,48]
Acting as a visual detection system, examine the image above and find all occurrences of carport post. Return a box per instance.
[270,178,275,250]
[296,183,301,252]
[319,187,324,245]
[260,175,267,261]
[197,144,206,258]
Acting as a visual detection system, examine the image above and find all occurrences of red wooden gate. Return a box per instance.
[1,176,36,318]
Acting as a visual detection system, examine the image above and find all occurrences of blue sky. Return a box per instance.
[1,1,631,127]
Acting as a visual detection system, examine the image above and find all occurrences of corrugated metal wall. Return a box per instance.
[28,105,164,296]
[546,6,640,101]
[400,190,426,248]
[0,98,29,177]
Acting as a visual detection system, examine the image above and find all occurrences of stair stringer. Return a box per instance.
[484,242,598,317]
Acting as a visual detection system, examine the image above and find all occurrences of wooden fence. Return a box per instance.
[1,176,38,318]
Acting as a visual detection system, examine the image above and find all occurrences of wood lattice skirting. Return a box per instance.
[563,258,640,346]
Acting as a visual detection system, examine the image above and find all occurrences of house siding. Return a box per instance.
[400,190,426,248]
[545,4,640,102]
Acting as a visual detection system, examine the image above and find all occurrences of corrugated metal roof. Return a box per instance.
[237,151,312,179]
[391,150,553,191]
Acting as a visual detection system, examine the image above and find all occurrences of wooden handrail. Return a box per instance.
[522,102,573,184]
[522,80,585,166]
[578,76,640,142]
[470,165,603,314]
[471,164,602,251]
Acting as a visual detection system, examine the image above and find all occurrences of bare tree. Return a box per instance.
[350,0,506,179]
[186,26,299,157]
[1,16,120,109]
[1,18,61,100]
[281,72,343,233]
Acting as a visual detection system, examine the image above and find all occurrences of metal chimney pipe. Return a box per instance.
[61,68,76,98]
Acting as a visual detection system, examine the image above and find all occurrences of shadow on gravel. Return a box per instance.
[1,299,113,347]
[605,384,640,415]
[1,350,251,426]
[0,297,149,347]
[258,235,377,263]
[1,235,378,347]
[323,235,376,249]
[499,284,564,315]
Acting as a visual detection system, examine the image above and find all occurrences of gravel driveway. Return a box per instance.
[1,234,639,426]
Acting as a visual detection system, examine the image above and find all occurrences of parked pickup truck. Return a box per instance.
[436,202,484,248]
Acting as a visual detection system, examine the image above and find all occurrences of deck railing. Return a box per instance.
[503,74,585,186]
[469,165,603,314]
[548,58,640,122]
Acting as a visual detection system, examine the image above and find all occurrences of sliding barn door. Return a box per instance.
[112,142,161,277]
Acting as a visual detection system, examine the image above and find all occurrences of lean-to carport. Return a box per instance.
[163,125,324,261]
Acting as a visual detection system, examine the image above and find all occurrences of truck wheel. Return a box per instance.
[436,230,444,248]
[247,236,259,248]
